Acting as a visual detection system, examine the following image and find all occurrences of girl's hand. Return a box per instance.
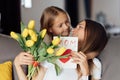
[14,52,34,66]
[71,51,89,76]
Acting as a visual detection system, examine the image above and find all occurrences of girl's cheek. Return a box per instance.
[71,29,75,34]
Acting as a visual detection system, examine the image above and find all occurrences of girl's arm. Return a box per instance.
[14,52,34,80]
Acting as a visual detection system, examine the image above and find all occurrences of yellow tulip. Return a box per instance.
[47,47,54,54]
[31,34,37,42]
[28,29,37,42]
[52,37,60,46]
[26,40,34,47]
[40,29,47,38]
[28,20,35,29]
[28,29,35,36]
[21,28,29,38]
[55,47,66,56]
[10,31,19,40]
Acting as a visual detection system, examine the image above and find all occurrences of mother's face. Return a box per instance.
[72,20,86,43]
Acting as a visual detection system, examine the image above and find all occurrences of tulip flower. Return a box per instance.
[31,34,37,42]
[47,47,54,54]
[28,29,37,41]
[28,29,35,36]
[10,31,19,40]
[56,47,66,56]
[21,28,29,38]
[52,37,60,46]
[40,29,47,39]
[28,20,35,29]
[26,40,34,47]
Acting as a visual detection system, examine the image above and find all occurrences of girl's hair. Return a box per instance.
[80,19,108,53]
[40,6,70,37]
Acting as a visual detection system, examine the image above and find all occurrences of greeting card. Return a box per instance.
[54,37,78,69]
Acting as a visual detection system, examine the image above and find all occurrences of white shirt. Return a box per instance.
[42,58,101,80]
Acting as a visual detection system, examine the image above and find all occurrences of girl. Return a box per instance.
[40,6,71,44]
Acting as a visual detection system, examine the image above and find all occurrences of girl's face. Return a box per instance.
[72,20,86,43]
[49,13,71,36]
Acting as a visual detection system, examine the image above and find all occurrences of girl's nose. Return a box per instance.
[63,23,69,29]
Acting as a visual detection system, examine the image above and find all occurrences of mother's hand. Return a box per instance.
[71,51,89,76]
[14,52,34,66]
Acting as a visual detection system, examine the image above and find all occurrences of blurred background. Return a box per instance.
[0,0,120,37]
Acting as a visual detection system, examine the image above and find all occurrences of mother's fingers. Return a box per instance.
[15,52,35,65]
[77,51,85,57]
[21,52,34,58]
[20,60,33,65]
[79,51,86,57]
[71,51,87,60]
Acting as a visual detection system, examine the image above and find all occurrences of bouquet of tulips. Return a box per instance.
[10,20,71,80]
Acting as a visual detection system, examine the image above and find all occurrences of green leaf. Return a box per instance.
[47,56,57,63]
[27,65,33,77]
[37,56,47,62]
[21,22,26,33]
[38,47,47,56]
[53,45,59,48]
[33,50,38,58]
[16,33,28,51]
[34,35,42,48]
[41,41,47,48]
[47,54,69,63]
[54,63,62,75]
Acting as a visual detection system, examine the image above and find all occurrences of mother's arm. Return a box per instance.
[14,52,34,80]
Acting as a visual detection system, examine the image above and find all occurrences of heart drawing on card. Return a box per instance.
[59,49,72,63]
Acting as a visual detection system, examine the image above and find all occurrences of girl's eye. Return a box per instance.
[65,21,70,26]
[59,24,62,28]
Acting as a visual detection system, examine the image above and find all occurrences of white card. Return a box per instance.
[54,37,78,69]
[59,37,78,51]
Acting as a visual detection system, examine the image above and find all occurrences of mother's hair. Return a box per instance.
[80,19,108,53]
